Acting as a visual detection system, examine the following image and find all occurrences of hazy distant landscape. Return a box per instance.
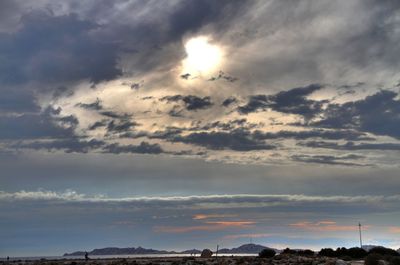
[3,244,400,265]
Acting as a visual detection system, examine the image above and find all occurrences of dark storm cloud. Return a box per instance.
[76,98,103,111]
[189,119,258,132]
[167,105,184,118]
[146,126,277,152]
[93,0,252,75]
[172,130,275,151]
[299,141,400,151]
[11,139,105,153]
[166,0,251,41]
[313,90,400,139]
[10,139,165,155]
[221,97,237,107]
[102,141,163,154]
[106,120,139,133]
[160,95,213,111]
[146,126,373,152]
[146,126,275,151]
[238,84,325,118]
[99,111,132,119]
[268,84,325,118]
[88,120,108,131]
[291,154,367,167]
[52,86,74,100]
[0,12,122,84]
[253,129,373,141]
[208,71,238,82]
[237,94,269,114]
[180,73,191,80]
[0,107,77,140]
[0,88,40,113]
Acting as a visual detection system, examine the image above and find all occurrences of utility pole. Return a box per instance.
[358,222,363,249]
[216,244,219,261]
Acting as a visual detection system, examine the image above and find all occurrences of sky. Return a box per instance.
[1,0,400,257]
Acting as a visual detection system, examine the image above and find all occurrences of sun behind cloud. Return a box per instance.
[182,36,223,75]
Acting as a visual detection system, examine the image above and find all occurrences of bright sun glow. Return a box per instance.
[183,36,222,74]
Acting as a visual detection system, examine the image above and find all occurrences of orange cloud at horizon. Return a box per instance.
[290,221,370,232]
[192,214,237,220]
[154,221,255,233]
[205,221,256,226]
[224,233,272,239]
[388,226,400,233]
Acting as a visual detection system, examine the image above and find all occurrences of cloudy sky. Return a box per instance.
[1,0,400,256]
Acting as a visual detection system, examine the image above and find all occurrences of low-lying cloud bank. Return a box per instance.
[2,189,400,207]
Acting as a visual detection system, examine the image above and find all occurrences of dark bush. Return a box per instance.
[348,247,368,259]
[336,247,349,257]
[319,248,337,257]
[282,248,297,255]
[298,249,315,256]
[369,247,400,257]
[388,256,400,265]
[365,253,382,265]
[259,249,276,258]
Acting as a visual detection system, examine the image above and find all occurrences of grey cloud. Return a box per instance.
[100,111,132,119]
[11,139,105,153]
[2,189,400,207]
[102,141,163,155]
[76,98,103,111]
[237,94,269,114]
[300,141,400,151]
[166,0,252,42]
[0,107,77,140]
[88,120,108,131]
[253,129,373,141]
[147,126,275,151]
[313,90,400,139]
[171,130,275,151]
[168,106,184,118]
[106,120,139,133]
[221,97,237,107]
[161,95,213,111]
[291,154,368,167]
[0,11,122,85]
[180,73,191,80]
[0,87,40,113]
[238,84,325,118]
[208,71,238,82]
[52,86,74,100]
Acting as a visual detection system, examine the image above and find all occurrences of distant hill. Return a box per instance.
[64,246,176,256]
[218,244,278,254]
[362,245,384,251]
[63,244,275,256]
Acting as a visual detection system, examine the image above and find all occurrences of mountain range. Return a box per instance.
[63,244,276,256]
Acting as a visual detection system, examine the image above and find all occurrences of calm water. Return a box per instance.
[1,253,257,261]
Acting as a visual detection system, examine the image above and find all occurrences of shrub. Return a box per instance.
[388,256,400,265]
[282,248,297,255]
[259,249,276,258]
[369,247,400,257]
[298,249,315,256]
[348,247,368,259]
[319,248,337,257]
[365,253,382,265]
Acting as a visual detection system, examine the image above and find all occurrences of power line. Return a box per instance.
[358,222,363,248]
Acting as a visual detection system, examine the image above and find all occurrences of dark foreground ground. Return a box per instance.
[0,256,364,265]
